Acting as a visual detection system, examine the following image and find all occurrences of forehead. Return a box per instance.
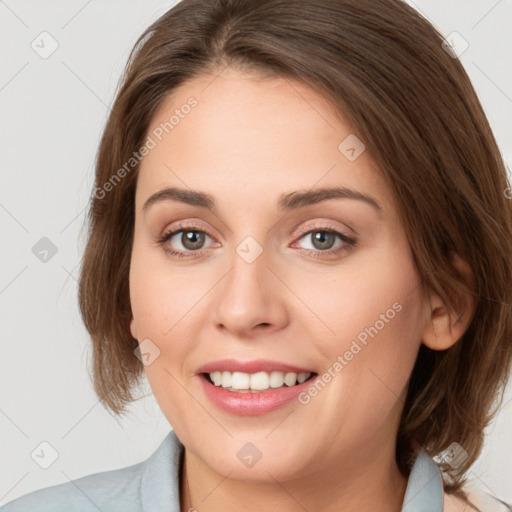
[135,69,392,213]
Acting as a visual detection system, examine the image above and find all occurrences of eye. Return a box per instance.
[157,224,216,258]
[293,227,356,258]
[157,223,357,260]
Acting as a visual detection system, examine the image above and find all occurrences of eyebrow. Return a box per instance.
[142,186,383,215]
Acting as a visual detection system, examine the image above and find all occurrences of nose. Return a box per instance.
[212,244,289,338]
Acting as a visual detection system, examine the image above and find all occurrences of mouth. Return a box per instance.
[201,370,317,393]
[196,360,319,416]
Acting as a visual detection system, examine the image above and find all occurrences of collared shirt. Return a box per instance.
[0,429,504,511]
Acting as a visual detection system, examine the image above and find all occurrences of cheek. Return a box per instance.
[291,238,425,412]
[292,242,423,351]
[129,247,199,424]
[129,242,200,401]
[129,238,202,338]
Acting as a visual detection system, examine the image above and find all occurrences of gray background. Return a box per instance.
[1,0,511,505]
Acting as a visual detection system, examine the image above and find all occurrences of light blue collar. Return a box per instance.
[140,430,182,511]
[141,431,443,511]
[401,448,444,511]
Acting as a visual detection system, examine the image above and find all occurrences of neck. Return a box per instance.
[179,444,409,512]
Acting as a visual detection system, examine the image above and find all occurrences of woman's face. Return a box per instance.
[129,68,432,481]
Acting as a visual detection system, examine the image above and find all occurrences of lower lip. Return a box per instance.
[198,374,317,416]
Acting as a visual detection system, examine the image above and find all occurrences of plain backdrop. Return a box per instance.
[1,0,511,505]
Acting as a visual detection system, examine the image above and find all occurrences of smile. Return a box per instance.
[195,359,319,415]
[205,370,313,392]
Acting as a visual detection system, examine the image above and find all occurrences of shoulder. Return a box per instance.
[444,491,478,512]
[443,485,512,512]
[0,460,145,512]
[0,430,182,512]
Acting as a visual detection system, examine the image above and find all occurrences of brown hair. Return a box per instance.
[78,0,512,492]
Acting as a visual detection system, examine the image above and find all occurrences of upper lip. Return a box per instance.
[195,359,315,375]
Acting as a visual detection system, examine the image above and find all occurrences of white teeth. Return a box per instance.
[297,372,309,383]
[250,371,270,390]
[231,371,250,390]
[284,372,297,386]
[269,371,285,388]
[221,371,232,387]
[210,371,222,386]
[208,370,312,391]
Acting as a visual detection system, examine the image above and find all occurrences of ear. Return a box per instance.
[422,253,475,351]
[130,317,138,341]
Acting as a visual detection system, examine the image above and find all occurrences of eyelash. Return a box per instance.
[156,222,357,260]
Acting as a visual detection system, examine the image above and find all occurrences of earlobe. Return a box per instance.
[422,304,457,350]
[422,253,475,351]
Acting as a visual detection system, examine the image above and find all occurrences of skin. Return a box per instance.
[129,67,474,512]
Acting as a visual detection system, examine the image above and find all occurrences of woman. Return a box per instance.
[3,0,511,510]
